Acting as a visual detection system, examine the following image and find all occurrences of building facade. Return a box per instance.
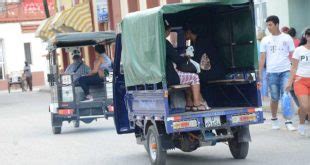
[255,0,309,37]
[0,0,55,90]
[106,0,309,37]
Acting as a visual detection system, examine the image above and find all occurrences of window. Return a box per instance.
[0,40,5,80]
[0,3,6,13]
[24,43,32,64]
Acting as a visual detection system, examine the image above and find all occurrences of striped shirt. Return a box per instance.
[65,62,91,81]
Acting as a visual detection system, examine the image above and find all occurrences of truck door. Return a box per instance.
[113,34,134,134]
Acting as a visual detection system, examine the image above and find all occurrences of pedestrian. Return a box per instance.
[288,27,304,129]
[24,61,32,91]
[259,15,296,131]
[64,49,91,83]
[288,27,300,48]
[299,29,308,46]
[257,30,268,100]
[281,26,290,34]
[286,28,310,136]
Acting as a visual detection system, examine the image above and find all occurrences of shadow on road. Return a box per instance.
[114,148,260,165]
[56,126,116,135]
[166,153,243,165]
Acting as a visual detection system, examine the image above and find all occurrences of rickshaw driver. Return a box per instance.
[65,49,91,84]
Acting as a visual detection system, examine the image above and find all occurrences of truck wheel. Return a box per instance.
[51,114,62,134]
[52,126,62,134]
[73,120,80,128]
[144,141,148,153]
[146,126,167,165]
[228,139,249,159]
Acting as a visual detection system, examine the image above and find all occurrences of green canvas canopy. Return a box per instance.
[121,0,256,87]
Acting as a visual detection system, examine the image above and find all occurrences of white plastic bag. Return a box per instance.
[190,59,201,73]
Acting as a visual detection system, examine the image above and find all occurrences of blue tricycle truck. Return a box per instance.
[113,1,264,164]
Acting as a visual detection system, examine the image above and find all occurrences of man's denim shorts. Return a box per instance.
[266,71,290,101]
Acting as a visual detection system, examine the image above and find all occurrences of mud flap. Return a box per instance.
[159,134,175,150]
[236,125,251,143]
[51,114,63,127]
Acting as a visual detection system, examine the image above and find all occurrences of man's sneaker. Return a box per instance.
[285,121,297,131]
[81,95,93,102]
[271,118,280,130]
[298,125,306,136]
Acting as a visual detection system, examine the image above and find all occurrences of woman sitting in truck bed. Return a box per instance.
[165,21,211,111]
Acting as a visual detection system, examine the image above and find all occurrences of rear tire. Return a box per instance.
[52,126,61,134]
[229,139,249,159]
[51,114,62,134]
[73,120,80,128]
[146,126,167,165]
[144,141,148,152]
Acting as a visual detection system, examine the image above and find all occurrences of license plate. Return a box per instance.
[205,116,221,128]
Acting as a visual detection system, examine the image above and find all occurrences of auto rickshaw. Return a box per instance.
[47,32,115,134]
[113,0,264,164]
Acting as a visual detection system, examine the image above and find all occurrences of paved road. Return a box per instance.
[0,91,309,165]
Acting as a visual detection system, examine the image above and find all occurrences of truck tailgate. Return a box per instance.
[165,107,264,134]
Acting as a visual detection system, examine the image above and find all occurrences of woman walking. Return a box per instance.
[286,28,310,136]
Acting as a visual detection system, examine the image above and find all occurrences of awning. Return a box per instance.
[53,2,93,33]
[36,2,93,41]
[51,11,75,33]
[35,16,56,41]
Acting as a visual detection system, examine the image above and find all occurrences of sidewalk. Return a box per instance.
[0,85,49,94]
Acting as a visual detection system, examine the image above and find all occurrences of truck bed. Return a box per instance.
[171,107,249,116]
[168,107,262,119]
[165,107,263,134]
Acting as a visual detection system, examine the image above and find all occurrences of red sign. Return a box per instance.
[0,0,55,23]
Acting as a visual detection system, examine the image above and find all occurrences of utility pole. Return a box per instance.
[43,0,50,18]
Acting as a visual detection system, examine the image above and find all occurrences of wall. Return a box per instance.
[0,23,25,74]
[266,0,290,29]
[288,0,310,38]
[21,32,49,83]
[0,0,55,23]
[0,23,47,90]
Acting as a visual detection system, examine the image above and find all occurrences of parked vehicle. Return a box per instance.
[113,1,263,164]
[47,32,115,134]
[7,72,25,93]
